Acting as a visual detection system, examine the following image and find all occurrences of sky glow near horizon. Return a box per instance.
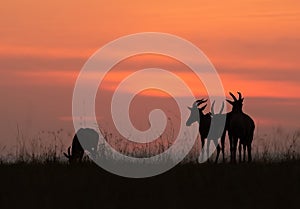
[0,0,299,149]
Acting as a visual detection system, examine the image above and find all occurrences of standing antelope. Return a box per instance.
[186,99,210,151]
[226,92,255,163]
[208,101,226,163]
[64,128,99,163]
[186,99,224,163]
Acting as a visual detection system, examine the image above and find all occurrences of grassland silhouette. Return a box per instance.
[0,93,299,209]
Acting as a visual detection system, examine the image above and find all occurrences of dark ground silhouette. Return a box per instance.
[0,160,299,209]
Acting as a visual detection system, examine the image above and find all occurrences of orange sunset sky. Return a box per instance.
[0,0,300,149]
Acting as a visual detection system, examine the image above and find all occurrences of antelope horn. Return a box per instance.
[229,92,237,101]
[219,102,224,114]
[194,98,207,107]
[237,92,243,100]
[211,101,215,115]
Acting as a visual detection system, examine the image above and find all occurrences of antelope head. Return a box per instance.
[186,98,207,126]
[63,146,75,163]
[226,92,244,112]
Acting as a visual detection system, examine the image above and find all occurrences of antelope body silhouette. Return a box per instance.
[208,101,226,163]
[226,92,255,162]
[186,99,225,163]
[64,128,99,163]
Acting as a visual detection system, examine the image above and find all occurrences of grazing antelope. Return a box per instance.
[186,99,224,163]
[64,128,99,163]
[226,92,255,163]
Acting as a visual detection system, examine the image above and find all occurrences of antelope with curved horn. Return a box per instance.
[186,99,225,163]
[226,92,255,163]
[208,101,226,163]
[186,99,211,160]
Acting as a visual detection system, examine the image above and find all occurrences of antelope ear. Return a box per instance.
[226,99,234,105]
[199,104,207,111]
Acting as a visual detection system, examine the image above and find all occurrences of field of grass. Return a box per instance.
[0,127,299,208]
[0,160,299,209]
